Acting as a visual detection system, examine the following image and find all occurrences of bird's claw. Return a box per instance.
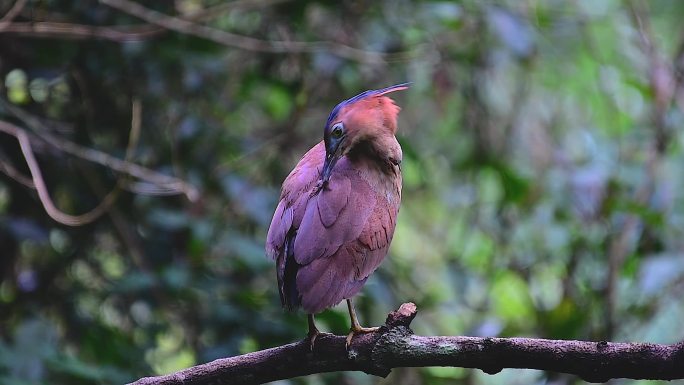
[345,326,379,349]
[307,330,333,351]
[308,329,320,351]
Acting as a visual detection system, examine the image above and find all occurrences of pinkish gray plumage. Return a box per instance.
[266,84,408,315]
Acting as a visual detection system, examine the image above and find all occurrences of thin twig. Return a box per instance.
[126,98,142,161]
[0,154,35,188]
[185,0,291,22]
[0,119,198,221]
[15,128,120,226]
[0,0,289,41]
[0,99,199,226]
[0,0,28,30]
[0,99,143,225]
[100,0,389,64]
[0,0,416,62]
[0,101,199,202]
[0,21,164,41]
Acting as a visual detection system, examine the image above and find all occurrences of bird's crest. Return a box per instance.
[325,83,409,130]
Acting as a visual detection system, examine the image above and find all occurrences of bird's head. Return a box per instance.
[321,83,409,184]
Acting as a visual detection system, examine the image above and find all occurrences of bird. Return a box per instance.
[266,83,408,349]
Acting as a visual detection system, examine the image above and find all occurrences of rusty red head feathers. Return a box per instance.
[267,84,408,316]
[321,83,408,183]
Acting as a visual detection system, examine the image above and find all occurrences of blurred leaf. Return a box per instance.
[28,78,49,103]
[487,7,535,58]
[261,85,293,121]
[461,230,494,273]
[490,272,535,329]
[425,366,466,379]
[114,272,156,293]
[492,162,530,204]
[146,325,196,375]
[162,265,190,289]
[540,298,585,339]
[0,319,58,383]
[638,254,684,296]
[148,209,190,231]
[5,69,29,104]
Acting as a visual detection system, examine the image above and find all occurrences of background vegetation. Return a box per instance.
[1,1,684,384]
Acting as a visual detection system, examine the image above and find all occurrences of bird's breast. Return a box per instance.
[355,161,402,207]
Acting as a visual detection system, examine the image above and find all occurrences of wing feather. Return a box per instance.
[266,140,401,314]
[266,200,292,260]
[317,177,351,228]
[293,159,376,265]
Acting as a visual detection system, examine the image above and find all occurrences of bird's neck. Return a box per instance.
[346,139,402,203]
[347,139,399,175]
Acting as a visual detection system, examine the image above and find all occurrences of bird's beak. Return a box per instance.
[321,148,340,185]
[321,139,342,186]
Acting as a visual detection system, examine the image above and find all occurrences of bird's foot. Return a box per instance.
[345,326,380,349]
[308,328,320,351]
[307,329,333,351]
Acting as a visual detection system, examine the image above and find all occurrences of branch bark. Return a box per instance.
[128,303,684,385]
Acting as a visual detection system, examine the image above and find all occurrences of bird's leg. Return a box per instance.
[307,313,320,351]
[345,299,379,348]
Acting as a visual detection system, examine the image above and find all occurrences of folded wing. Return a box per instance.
[267,143,400,314]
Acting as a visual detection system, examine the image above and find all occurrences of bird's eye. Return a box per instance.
[331,124,344,139]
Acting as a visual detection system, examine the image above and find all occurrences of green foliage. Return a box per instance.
[1,1,684,384]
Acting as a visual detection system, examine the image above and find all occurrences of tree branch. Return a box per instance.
[0,0,28,30]
[0,21,164,41]
[0,0,290,42]
[180,0,291,23]
[0,100,199,202]
[128,303,684,385]
[0,0,416,62]
[99,0,389,64]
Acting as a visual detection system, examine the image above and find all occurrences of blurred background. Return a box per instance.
[1,0,684,384]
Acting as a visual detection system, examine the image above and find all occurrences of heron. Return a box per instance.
[266,84,408,348]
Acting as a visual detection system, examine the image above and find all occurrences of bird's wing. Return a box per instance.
[291,154,380,262]
[266,142,400,313]
[266,142,327,309]
[266,142,324,262]
[293,160,401,313]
